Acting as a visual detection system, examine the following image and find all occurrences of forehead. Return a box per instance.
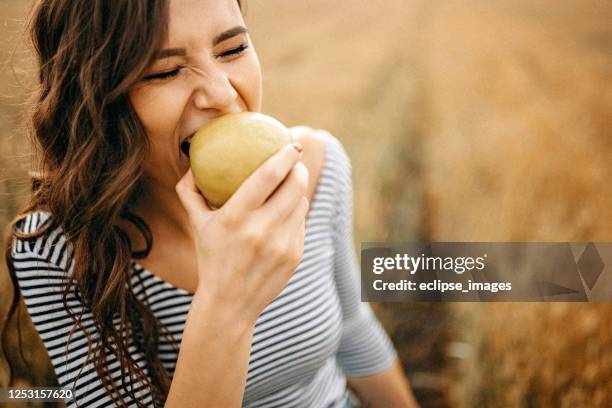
[166,0,244,45]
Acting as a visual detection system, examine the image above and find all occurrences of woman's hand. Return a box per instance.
[175,142,309,325]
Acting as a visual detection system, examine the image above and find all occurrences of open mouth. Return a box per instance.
[180,133,194,159]
[180,140,191,158]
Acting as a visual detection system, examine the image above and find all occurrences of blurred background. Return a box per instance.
[1,0,611,407]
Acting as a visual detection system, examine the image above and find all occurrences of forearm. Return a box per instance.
[165,291,255,408]
[347,359,419,408]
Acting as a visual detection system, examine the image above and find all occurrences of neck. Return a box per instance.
[130,176,193,244]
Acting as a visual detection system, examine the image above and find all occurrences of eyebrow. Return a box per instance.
[213,26,248,46]
[155,26,249,59]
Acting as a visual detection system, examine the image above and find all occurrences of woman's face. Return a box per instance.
[129,0,262,191]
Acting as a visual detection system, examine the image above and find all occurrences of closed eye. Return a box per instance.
[142,68,180,81]
[141,43,249,82]
[216,43,249,59]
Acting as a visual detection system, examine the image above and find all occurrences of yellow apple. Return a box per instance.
[189,112,293,208]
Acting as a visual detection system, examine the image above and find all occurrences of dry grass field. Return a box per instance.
[1,0,611,407]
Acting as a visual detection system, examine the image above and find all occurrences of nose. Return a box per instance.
[192,65,239,113]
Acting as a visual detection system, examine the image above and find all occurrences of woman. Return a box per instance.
[4,0,419,407]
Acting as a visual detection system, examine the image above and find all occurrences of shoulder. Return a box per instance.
[290,126,350,164]
[289,126,352,196]
[9,212,77,331]
[10,210,72,271]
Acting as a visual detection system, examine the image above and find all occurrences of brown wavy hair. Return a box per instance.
[2,0,240,406]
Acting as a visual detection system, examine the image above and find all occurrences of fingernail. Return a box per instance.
[291,142,303,154]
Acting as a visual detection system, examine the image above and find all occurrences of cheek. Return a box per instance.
[235,52,263,112]
[129,86,192,181]
[130,86,186,139]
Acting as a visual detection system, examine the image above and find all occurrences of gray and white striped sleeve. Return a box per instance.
[11,212,153,407]
[325,135,398,377]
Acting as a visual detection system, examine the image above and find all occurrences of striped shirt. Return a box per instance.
[11,131,397,408]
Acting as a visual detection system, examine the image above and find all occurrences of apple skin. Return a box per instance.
[189,112,293,208]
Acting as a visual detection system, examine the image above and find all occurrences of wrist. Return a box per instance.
[191,286,257,335]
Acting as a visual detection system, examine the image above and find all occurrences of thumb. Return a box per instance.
[175,168,213,219]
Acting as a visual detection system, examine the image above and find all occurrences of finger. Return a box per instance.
[289,204,308,258]
[260,161,309,222]
[175,168,213,219]
[284,195,310,237]
[295,219,306,254]
[226,142,303,212]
